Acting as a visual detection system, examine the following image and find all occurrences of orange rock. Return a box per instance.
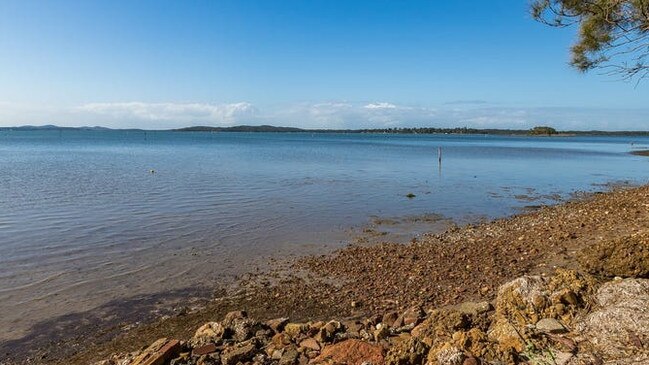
[299,338,321,351]
[313,339,384,365]
[131,338,180,365]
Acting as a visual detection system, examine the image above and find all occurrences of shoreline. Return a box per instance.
[3,183,649,364]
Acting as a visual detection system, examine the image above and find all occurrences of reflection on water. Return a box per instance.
[1,130,648,340]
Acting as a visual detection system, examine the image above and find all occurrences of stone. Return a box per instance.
[192,322,226,346]
[221,342,257,365]
[374,323,390,342]
[433,344,465,365]
[271,332,291,347]
[271,349,283,360]
[323,320,342,335]
[192,344,217,356]
[131,338,181,365]
[230,318,257,341]
[267,317,289,333]
[279,346,299,365]
[385,336,429,365]
[315,339,384,365]
[463,357,479,365]
[553,351,573,365]
[284,323,307,338]
[197,354,220,365]
[535,318,566,333]
[452,301,493,317]
[576,278,649,364]
[382,311,399,327]
[223,310,248,325]
[298,338,320,351]
[401,305,426,326]
[488,275,548,352]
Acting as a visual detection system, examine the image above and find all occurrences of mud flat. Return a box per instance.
[4,184,649,364]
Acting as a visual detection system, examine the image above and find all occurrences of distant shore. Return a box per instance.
[3,124,649,137]
[4,183,649,364]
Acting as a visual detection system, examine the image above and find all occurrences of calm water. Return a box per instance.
[1,130,649,340]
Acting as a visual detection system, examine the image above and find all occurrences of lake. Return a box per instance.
[1,130,648,341]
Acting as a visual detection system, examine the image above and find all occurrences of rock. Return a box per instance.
[578,231,649,278]
[315,339,384,365]
[432,344,465,365]
[374,323,390,342]
[197,353,220,365]
[553,351,573,365]
[382,311,400,327]
[271,332,291,348]
[267,317,289,333]
[230,317,257,341]
[131,338,181,365]
[192,322,226,346]
[535,318,566,334]
[221,342,257,365]
[576,278,649,364]
[192,344,218,356]
[279,346,298,365]
[223,310,248,326]
[315,320,343,343]
[400,305,426,327]
[385,336,429,365]
[451,301,492,317]
[271,349,283,360]
[341,320,363,339]
[411,309,469,343]
[284,323,307,339]
[462,357,478,365]
[298,338,320,351]
[488,275,549,352]
[488,270,594,352]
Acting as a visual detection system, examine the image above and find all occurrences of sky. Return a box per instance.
[0,0,647,130]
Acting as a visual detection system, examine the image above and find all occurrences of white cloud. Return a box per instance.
[75,102,257,126]
[1,100,649,130]
[364,102,397,110]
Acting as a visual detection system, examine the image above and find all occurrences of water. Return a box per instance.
[1,130,649,341]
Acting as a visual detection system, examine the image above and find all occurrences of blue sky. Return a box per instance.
[0,0,647,130]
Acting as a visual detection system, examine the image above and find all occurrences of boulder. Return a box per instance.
[488,270,594,353]
[575,278,649,364]
[191,322,226,346]
[315,339,384,365]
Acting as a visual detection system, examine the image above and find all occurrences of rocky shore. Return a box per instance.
[4,185,649,365]
[97,268,649,365]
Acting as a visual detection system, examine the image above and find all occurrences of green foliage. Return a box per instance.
[529,126,558,136]
[531,0,649,80]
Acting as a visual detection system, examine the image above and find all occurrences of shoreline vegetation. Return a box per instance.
[4,184,649,364]
[2,124,649,136]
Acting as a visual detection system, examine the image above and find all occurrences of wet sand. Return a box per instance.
[3,183,649,364]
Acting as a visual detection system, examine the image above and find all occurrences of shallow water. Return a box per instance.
[1,130,649,341]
